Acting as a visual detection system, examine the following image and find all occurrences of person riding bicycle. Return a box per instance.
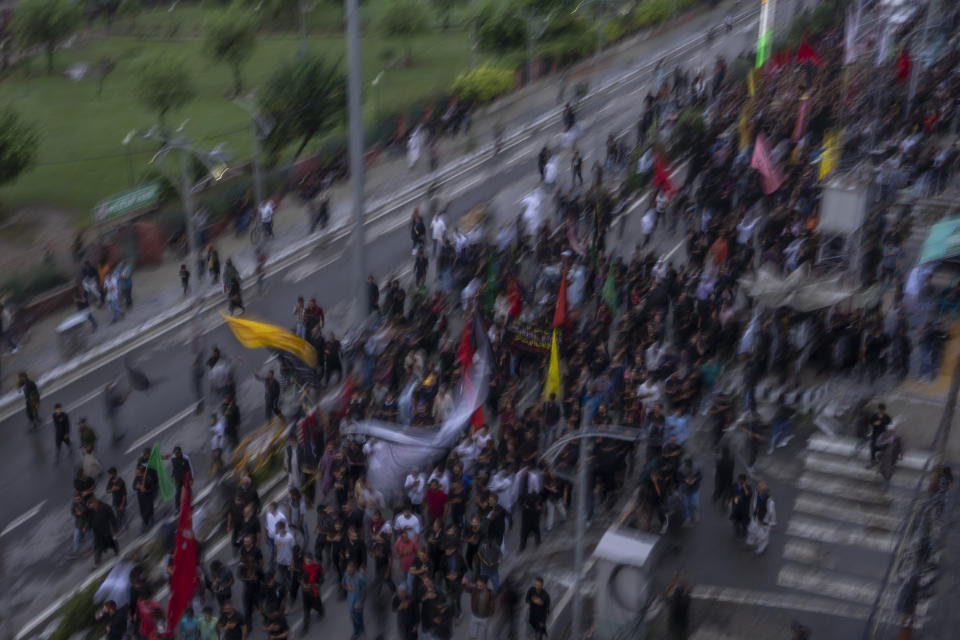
[259,198,276,239]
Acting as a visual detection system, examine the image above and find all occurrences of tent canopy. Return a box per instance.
[740,265,878,312]
[919,217,960,265]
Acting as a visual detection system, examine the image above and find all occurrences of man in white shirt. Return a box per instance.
[430,213,446,257]
[404,470,426,509]
[394,504,422,538]
[259,199,275,238]
[273,520,297,588]
[264,501,288,572]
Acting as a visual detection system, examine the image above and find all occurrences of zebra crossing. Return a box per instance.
[773,433,934,625]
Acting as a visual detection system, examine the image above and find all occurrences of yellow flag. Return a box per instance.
[819,129,841,180]
[543,329,561,401]
[738,111,752,153]
[221,313,318,367]
[747,68,756,98]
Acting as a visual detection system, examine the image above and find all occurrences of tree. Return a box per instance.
[0,108,39,189]
[261,53,345,160]
[430,0,465,30]
[380,0,431,65]
[204,8,258,97]
[135,53,196,133]
[11,0,81,75]
[472,0,524,54]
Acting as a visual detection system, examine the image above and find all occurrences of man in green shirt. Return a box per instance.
[197,606,218,640]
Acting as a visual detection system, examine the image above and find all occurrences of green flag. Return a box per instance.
[602,268,617,317]
[148,443,175,502]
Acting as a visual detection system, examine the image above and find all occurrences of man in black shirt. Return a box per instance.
[17,372,40,430]
[526,577,551,640]
[260,571,287,624]
[217,601,247,640]
[96,600,126,640]
[208,559,234,606]
[106,467,127,526]
[867,403,893,467]
[52,403,71,464]
[518,489,542,552]
[239,534,264,628]
[133,463,156,531]
[485,494,507,546]
[257,369,283,422]
[86,496,118,568]
[392,585,420,640]
[168,446,193,512]
[222,394,241,450]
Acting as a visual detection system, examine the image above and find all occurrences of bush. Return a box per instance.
[450,64,515,103]
[48,578,105,640]
[2,262,71,304]
[629,0,698,31]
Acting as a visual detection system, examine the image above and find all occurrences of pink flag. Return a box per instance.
[750,133,784,194]
[792,97,809,143]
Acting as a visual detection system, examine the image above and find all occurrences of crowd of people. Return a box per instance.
[8,5,957,640]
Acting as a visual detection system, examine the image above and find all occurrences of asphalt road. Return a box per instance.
[0,5,765,636]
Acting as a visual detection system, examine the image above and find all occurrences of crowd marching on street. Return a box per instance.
[9,5,960,640]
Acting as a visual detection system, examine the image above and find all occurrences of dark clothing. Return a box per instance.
[526,586,551,637]
[264,377,282,420]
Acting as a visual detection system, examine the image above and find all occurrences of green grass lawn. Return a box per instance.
[0,2,477,219]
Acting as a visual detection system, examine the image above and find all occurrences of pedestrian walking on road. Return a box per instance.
[18,371,41,431]
[571,149,584,187]
[73,282,98,331]
[463,576,496,640]
[103,379,129,444]
[538,146,549,181]
[227,277,245,315]
[663,571,691,640]
[86,496,118,568]
[52,403,71,464]
[134,462,156,531]
[411,209,427,250]
[179,264,191,296]
[746,481,776,554]
[342,560,367,640]
[877,423,903,485]
[167,446,193,512]
[105,271,124,324]
[679,458,702,525]
[525,577,550,640]
[106,466,127,527]
[415,248,429,288]
[866,403,892,467]
[256,369,283,422]
[0,303,20,354]
[300,551,325,633]
[728,474,752,540]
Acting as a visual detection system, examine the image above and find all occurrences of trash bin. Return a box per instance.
[56,312,90,360]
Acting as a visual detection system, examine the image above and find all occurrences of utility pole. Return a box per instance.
[524,11,554,85]
[233,93,271,210]
[346,0,367,326]
[907,0,937,117]
[571,405,592,640]
[298,0,308,59]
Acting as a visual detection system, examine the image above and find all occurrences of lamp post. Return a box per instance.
[122,130,136,187]
[233,92,273,211]
[346,0,367,327]
[133,123,229,352]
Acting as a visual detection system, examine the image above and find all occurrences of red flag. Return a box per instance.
[553,264,568,329]
[653,155,675,199]
[896,50,911,83]
[506,275,523,318]
[457,319,474,371]
[750,133,784,194]
[166,473,199,635]
[792,97,810,143]
[796,40,823,66]
[456,316,485,431]
[336,374,355,420]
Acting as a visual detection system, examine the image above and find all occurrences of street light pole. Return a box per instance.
[346,0,367,326]
[571,405,592,640]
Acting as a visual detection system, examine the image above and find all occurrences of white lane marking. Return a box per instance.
[792,494,902,532]
[1,500,47,537]
[803,453,918,489]
[124,406,196,454]
[446,173,487,198]
[782,539,833,569]
[290,251,345,283]
[776,563,881,607]
[786,515,897,553]
[806,434,932,471]
[795,472,901,507]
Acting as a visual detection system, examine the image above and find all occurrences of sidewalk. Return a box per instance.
[0,0,746,396]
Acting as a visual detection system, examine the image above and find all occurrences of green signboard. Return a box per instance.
[92,181,163,224]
